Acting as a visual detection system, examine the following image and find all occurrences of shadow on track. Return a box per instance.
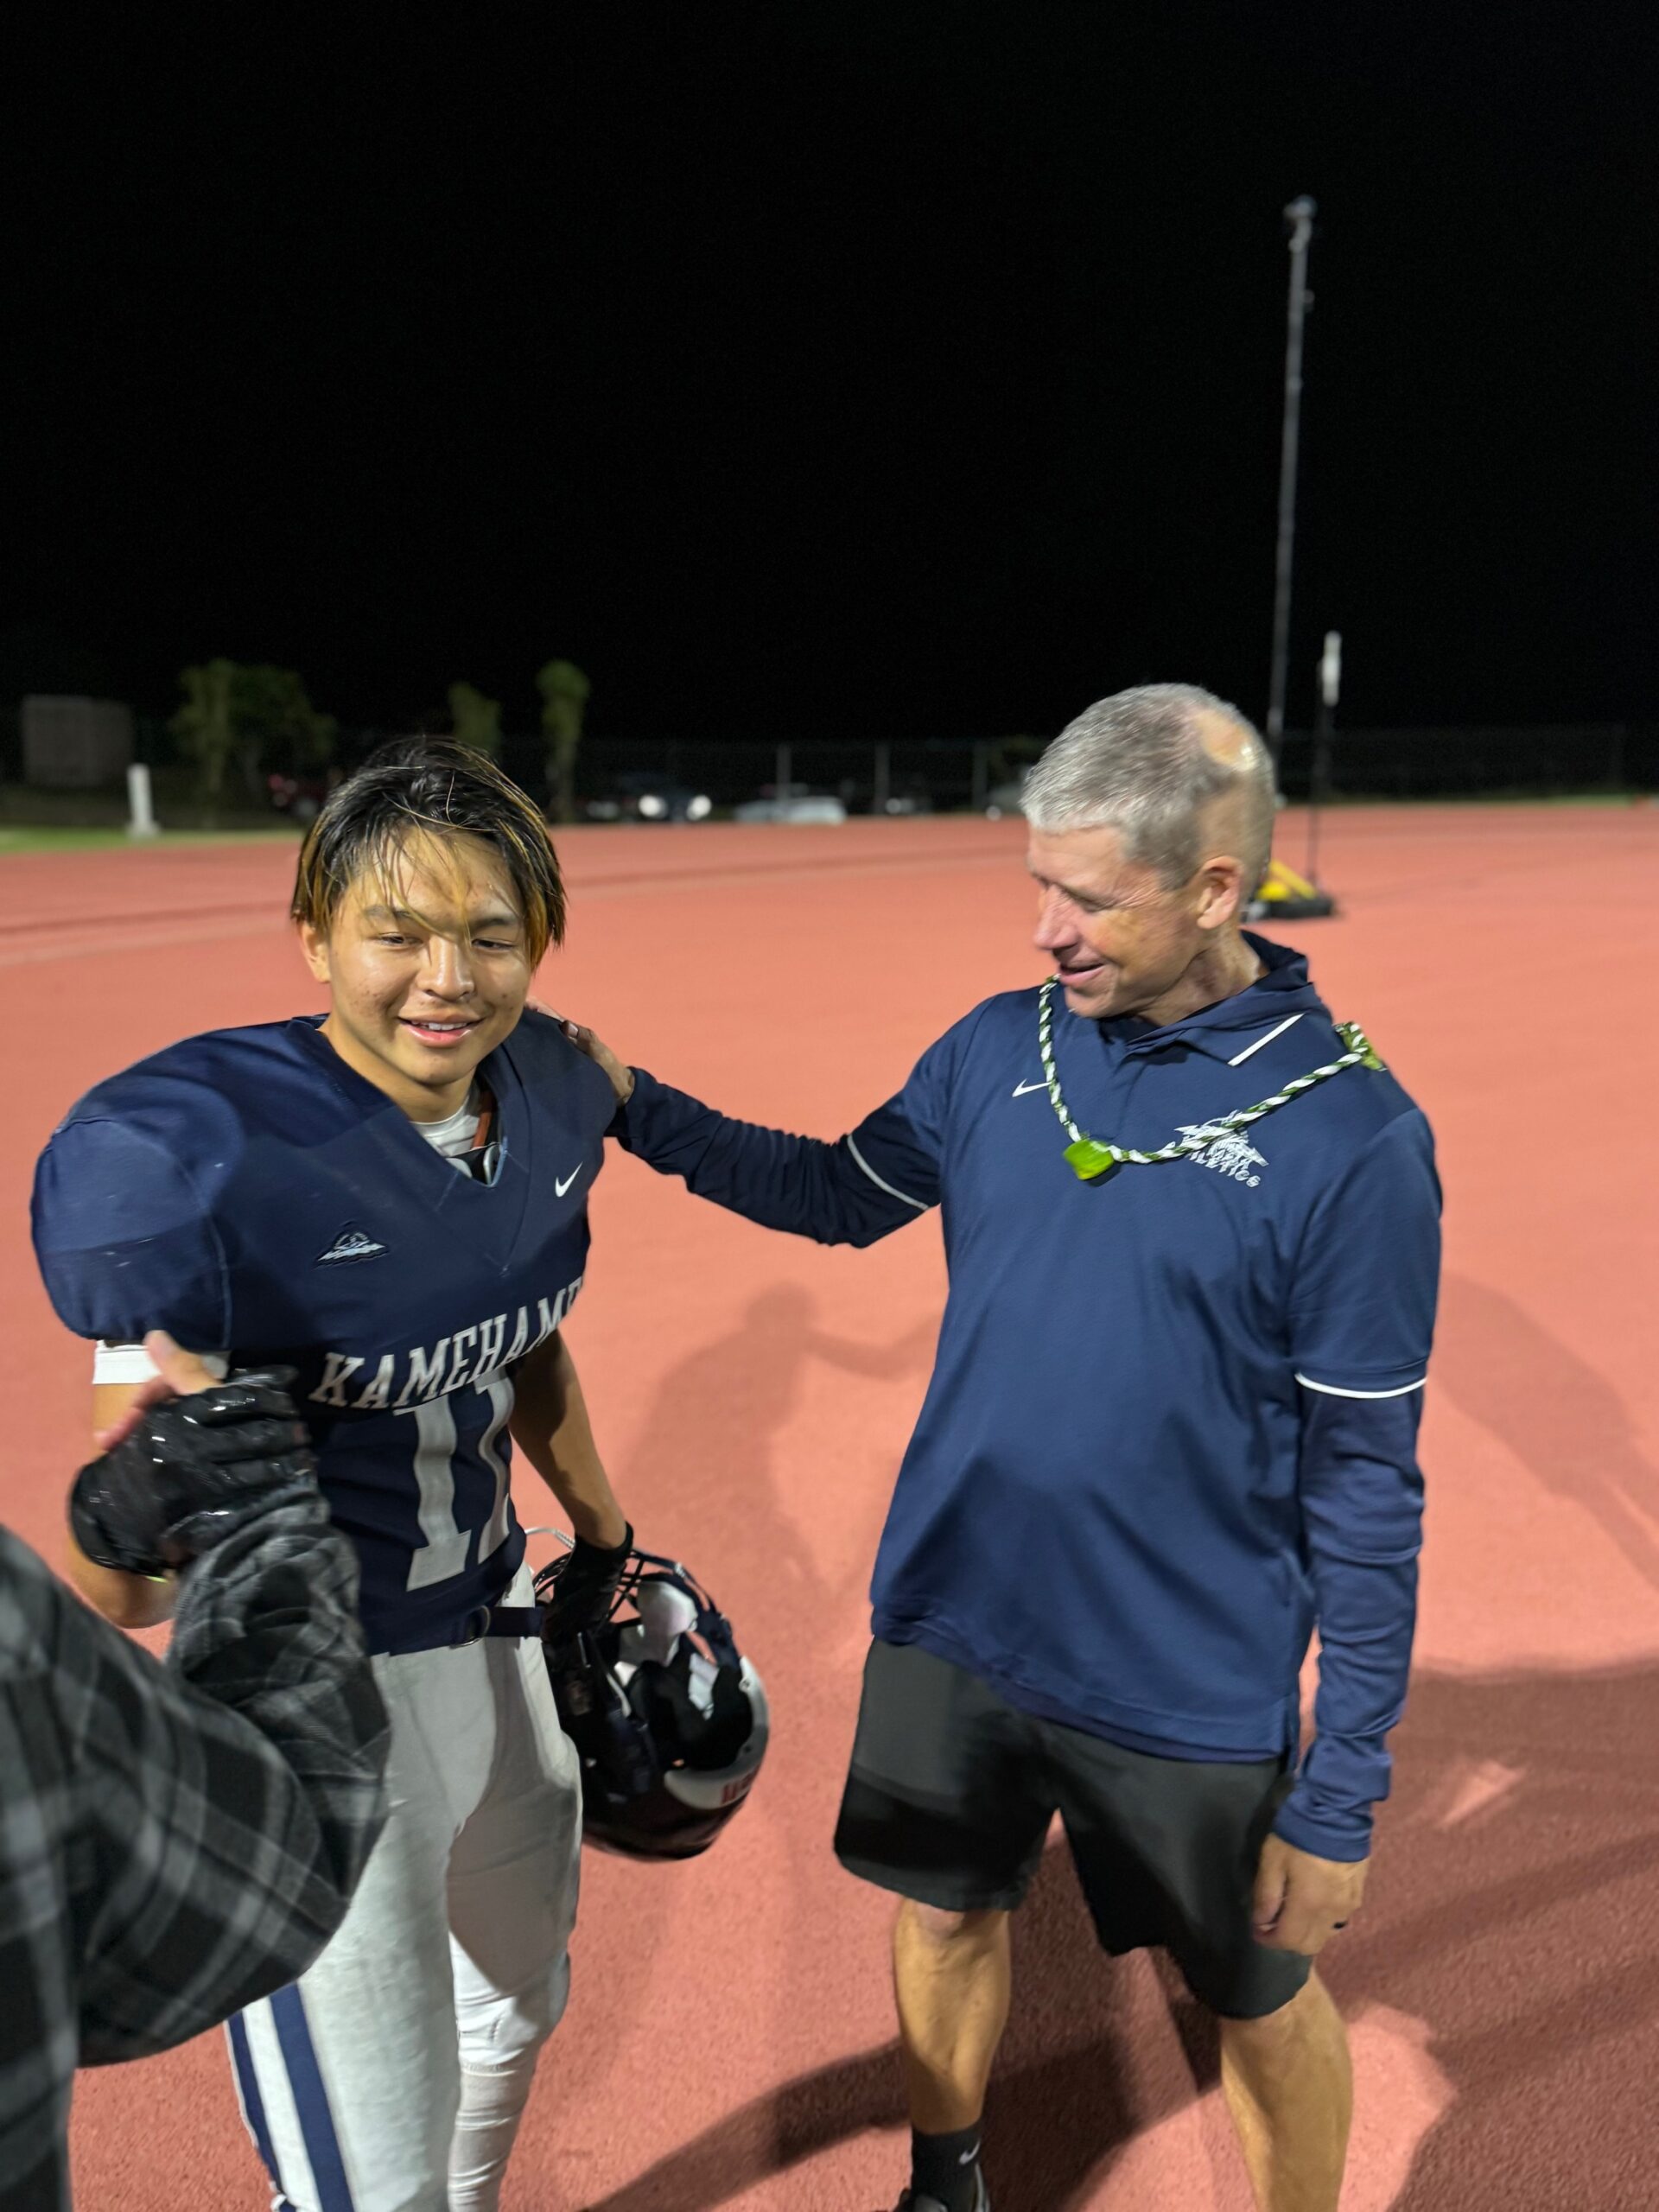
[556,1282,938,2113]
[582,1659,1659,2212]
[1434,1271,1659,1593]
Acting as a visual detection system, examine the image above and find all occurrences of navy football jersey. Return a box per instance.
[32,1009,617,1649]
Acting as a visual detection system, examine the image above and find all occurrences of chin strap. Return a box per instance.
[1036,977,1386,1184]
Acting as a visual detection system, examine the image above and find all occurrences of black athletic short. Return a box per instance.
[833,1639,1312,2020]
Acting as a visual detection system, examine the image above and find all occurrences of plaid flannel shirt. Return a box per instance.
[0,1503,390,2212]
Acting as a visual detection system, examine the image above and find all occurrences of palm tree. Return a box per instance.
[171,660,337,820]
[448,682,503,757]
[170,660,238,817]
[536,659,590,823]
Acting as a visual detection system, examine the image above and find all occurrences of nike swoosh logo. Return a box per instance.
[556,1166,582,1197]
[1012,1078,1047,1097]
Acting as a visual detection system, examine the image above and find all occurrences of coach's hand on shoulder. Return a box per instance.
[70,1331,319,1580]
[551,1011,635,1106]
[1250,1832,1369,1957]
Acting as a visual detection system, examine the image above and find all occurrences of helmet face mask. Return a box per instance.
[537,1549,769,1859]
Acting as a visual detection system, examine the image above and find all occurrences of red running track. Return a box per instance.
[2,807,1656,2210]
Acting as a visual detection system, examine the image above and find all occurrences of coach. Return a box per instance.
[0,1335,390,2212]
[578,684,1440,2212]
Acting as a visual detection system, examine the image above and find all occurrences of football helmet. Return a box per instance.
[537,1543,769,1859]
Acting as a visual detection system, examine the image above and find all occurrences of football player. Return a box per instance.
[32,740,634,2212]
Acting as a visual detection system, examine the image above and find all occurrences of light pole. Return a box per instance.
[1266,195,1317,780]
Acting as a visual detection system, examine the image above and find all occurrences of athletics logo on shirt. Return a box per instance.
[1179,1128,1267,1188]
[315,1225,389,1265]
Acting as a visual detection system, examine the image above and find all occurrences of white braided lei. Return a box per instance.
[1035,976,1386,1182]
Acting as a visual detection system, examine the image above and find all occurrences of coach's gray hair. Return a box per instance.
[1021,683,1275,889]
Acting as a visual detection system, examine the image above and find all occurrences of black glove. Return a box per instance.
[539,1523,633,1651]
[70,1368,318,1577]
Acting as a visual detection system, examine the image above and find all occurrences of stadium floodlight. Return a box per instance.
[1266,195,1317,782]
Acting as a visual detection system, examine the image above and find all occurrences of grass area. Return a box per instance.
[0,824,302,855]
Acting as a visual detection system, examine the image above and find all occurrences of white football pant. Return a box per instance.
[228,1573,582,2212]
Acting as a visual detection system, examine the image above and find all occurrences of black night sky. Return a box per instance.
[8,4,1656,743]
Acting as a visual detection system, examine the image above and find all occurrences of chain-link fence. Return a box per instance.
[1274,724,1651,801]
[504,725,1659,813]
[4,714,1655,823]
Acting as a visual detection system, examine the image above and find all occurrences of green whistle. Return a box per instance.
[1065,1138,1120,1183]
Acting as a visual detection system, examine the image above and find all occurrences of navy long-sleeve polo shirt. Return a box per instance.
[613,937,1440,1859]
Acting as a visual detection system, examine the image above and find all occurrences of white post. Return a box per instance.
[1307,631,1340,887]
[1319,630,1343,711]
[126,762,161,840]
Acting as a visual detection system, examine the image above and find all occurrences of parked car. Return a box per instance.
[733,782,848,825]
[584,772,713,823]
[838,778,934,817]
[268,770,332,823]
[879,786,933,817]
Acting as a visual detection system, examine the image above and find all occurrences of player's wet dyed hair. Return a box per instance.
[291,738,566,961]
